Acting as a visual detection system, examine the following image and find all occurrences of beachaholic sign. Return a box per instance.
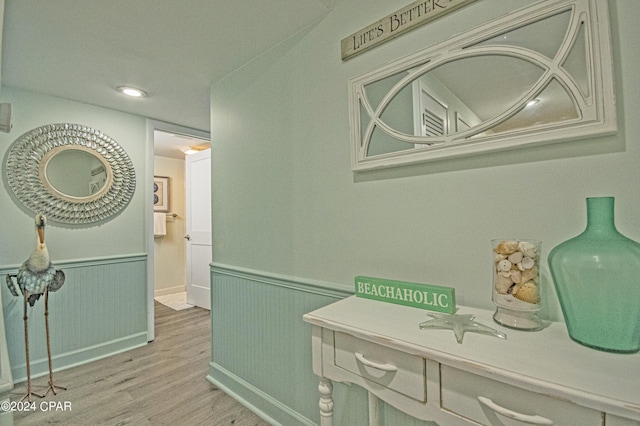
[355,276,456,313]
[341,0,477,60]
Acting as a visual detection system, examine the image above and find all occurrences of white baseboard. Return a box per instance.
[207,362,315,426]
[11,332,148,384]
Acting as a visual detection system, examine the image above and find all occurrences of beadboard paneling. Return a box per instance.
[0,255,14,426]
[208,264,351,425]
[208,264,439,425]
[1,254,148,382]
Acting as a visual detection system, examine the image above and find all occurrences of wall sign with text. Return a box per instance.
[341,0,477,60]
[355,276,456,314]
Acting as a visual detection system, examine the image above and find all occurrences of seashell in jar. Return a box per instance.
[521,256,536,270]
[494,274,513,294]
[519,241,538,258]
[513,281,540,304]
[521,266,539,283]
[495,240,519,255]
[511,281,524,295]
[510,269,522,284]
[507,251,524,264]
[495,254,506,262]
[497,259,512,272]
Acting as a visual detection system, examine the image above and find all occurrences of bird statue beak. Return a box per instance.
[38,226,45,243]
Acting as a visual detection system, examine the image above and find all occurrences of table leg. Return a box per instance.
[318,378,334,426]
[368,391,380,426]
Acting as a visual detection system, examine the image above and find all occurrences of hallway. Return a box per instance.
[10,303,269,425]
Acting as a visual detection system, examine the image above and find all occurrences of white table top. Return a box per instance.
[304,296,640,420]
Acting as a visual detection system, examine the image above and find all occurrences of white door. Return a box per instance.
[186,149,212,309]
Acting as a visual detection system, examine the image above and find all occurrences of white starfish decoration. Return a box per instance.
[419,312,507,344]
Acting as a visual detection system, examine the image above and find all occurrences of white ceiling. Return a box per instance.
[1,0,332,136]
[154,130,210,159]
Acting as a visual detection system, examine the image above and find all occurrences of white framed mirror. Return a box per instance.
[5,123,136,224]
[350,0,616,171]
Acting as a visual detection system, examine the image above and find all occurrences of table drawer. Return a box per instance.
[441,365,603,425]
[333,331,426,401]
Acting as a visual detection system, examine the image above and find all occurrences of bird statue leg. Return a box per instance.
[43,288,66,397]
[8,215,67,399]
[21,294,44,402]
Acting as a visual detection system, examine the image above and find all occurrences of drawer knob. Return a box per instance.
[354,352,398,372]
[478,396,554,425]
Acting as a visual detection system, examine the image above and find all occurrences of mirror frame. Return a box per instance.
[349,0,616,171]
[5,123,136,224]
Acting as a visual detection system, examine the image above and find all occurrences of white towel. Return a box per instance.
[154,212,166,237]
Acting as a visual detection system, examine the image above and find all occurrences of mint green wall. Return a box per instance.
[0,86,148,262]
[1,257,147,382]
[0,86,149,381]
[209,266,350,425]
[209,265,444,425]
[209,0,640,424]
[211,0,639,316]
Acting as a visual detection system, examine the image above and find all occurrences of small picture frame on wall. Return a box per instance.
[153,176,170,212]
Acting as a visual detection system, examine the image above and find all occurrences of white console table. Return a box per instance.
[303,296,640,426]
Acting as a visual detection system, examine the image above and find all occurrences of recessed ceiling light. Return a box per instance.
[116,86,147,98]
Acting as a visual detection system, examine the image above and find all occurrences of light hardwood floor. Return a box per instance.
[10,302,271,426]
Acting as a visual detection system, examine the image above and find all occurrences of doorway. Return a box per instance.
[147,122,210,341]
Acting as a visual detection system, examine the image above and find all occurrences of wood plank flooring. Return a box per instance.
[10,302,271,426]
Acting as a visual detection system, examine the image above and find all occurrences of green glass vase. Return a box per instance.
[548,197,640,353]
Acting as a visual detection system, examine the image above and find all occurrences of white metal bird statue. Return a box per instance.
[6,213,66,401]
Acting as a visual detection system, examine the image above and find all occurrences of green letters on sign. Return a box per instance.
[355,276,456,314]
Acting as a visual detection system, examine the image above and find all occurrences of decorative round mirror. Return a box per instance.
[5,123,136,224]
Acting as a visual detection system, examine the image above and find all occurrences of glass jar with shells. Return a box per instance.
[492,239,542,330]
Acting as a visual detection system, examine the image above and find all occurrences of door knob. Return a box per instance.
[185,235,191,241]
